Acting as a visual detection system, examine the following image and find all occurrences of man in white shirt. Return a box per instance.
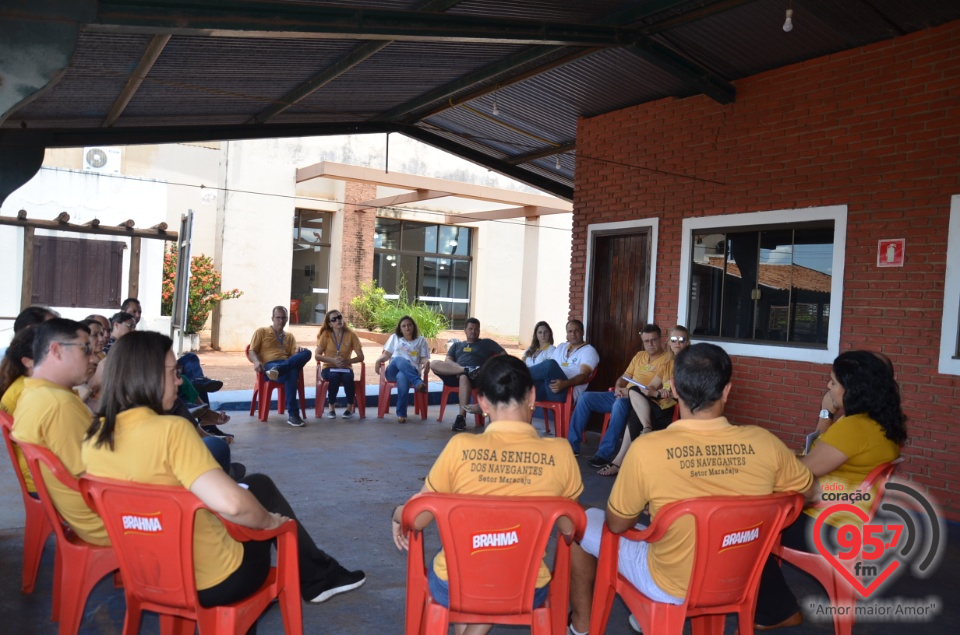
[527,319,599,404]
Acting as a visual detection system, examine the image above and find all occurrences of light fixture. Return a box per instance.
[556,154,562,169]
[449,239,458,247]
[391,262,397,267]
[783,8,793,32]
[492,91,499,116]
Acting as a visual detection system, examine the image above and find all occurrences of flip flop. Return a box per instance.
[217,410,231,425]
[598,463,621,477]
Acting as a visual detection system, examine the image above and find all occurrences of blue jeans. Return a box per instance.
[321,367,355,406]
[567,391,631,458]
[202,436,231,473]
[263,349,311,414]
[527,359,569,403]
[385,357,423,417]
[427,557,549,609]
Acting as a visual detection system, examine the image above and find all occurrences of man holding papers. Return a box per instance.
[568,324,674,467]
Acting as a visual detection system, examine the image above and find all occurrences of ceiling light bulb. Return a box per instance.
[492,93,499,116]
[556,155,562,169]
[783,9,793,32]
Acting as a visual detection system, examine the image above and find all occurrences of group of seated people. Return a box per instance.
[388,337,905,634]
[2,301,907,632]
[1,309,367,615]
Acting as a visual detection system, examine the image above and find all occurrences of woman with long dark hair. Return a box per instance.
[315,309,365,419]
[374,315,430,424]
[522,321,555,367]
[0,326,36,415]
[755,350,906,629]
[82,331,365,608]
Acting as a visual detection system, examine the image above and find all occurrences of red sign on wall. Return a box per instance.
[877,239,905,268]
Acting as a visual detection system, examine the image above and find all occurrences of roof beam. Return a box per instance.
[92,1,638,47]
[445,205,570,224]
[358,189,454,210]
[378,0,736,124]
[103,34,170,127]
[251,0,465,124]
[625,38,735,104]
[505,142,577,165]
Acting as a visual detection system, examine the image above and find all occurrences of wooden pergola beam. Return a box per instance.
[1,214,177,241]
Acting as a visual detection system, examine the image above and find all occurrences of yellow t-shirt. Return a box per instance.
[608,417,813,599]
[1,375,26,415]
[249,327,297,364]
[805,412,900,527]
[425,420,583,588]
[623,351,676,408]
[82,407,243,590]
[316,330,362,370]
[12,378,108,545]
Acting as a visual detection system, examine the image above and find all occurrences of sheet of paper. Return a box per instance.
[621,376,648,391]
[804,430,821,455]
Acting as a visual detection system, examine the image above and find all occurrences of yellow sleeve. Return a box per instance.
[166,416,223,488]
[607,442,648,519]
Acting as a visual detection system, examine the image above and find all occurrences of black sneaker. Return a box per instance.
[193,378,224,393]
[309,569,366,603]
[588,454,611,469]
[228,462,246,481]
[451,415,467,432]
[287,413,305,427]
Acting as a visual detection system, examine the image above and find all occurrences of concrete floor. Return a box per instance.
[1,398,957,634]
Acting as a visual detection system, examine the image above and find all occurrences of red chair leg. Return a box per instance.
[21,506,52,593]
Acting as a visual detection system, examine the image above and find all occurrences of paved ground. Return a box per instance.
[1,399,957,633]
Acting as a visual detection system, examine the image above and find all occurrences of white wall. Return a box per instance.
[0,168,167,346]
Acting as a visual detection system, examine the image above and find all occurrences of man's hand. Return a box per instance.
[253,362,264,374]
[549,379,567,393]
[614,385,629,398]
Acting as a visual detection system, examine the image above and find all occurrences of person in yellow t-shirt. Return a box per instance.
[314,309,365,419]
[83,331,366,606]
[247,305,312,427]
[1,326,37,416]
[11,318,108,545]
[755,350,906,629]
[567,343,814,635]
[391,355,583,635]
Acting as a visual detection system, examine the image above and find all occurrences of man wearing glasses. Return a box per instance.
[12,318,109,545]
[247,306,311,427]
[568,324,674,468]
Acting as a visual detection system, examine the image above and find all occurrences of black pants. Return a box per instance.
[755,511,839,625]
[197,473,347,607]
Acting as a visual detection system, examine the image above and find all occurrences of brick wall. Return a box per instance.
[339,181,377,323]
[572,22,960,517]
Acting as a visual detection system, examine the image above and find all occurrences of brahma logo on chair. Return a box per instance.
[121,512,163,534]
[471,524,521,555]
[718,522,762,552]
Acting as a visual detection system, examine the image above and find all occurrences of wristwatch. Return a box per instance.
[818,409,833,420]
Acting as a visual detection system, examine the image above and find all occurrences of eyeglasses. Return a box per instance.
[117,321,136,330]
[670,336,688,343]
[61,342,93,355]
[329,315,343,322]
[167,365,181,379]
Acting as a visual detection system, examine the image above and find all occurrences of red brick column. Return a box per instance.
[340,181,377,323]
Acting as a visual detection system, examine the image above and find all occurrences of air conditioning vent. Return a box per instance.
[82,147,122,174]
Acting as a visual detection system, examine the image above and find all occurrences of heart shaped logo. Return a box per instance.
[813,503,900,597]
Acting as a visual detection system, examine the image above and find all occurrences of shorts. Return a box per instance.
[579,508,684,606]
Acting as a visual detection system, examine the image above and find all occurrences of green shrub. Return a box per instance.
[350,278,448,339]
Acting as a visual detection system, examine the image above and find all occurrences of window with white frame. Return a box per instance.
[678,206,846,364]
[938,195,960,375]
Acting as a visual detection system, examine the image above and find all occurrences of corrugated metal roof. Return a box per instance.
[2,0,957,199]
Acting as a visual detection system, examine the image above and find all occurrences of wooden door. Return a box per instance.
[587,231,652,391]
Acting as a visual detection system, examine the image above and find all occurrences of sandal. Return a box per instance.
[217,410,231,425]
[398,416,407,424]
[598,463,621,477]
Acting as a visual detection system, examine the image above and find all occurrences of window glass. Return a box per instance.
[292,210,332,323]
[401,221,437,253]
[688,222,833,347]
[376,218,401,251]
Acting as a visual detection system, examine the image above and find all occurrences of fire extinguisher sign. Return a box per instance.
[877,239,905,268]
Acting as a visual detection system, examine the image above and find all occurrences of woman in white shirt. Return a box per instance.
[522,321,556,368]
[374,316,431,423]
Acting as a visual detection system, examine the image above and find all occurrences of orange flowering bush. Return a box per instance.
[161,245,243,334]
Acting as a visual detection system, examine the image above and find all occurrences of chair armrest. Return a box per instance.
[220,516,297,543]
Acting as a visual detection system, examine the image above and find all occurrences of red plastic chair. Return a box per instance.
[246,345,307,422]
[772,459,904,635]
[17,440,120,635]
[589,492,804,635]
[535,366,598,438]
[315,362,367,418]
[79,475,303,635]
[436,384,484,428]
[401,493,586,635]
[289,299,301,325]
[377,363,429,420]
[0,412,54,595]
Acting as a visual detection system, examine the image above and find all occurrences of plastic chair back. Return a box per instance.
[402,493,586,635]
[79,475,303,635]
[377,364,429,420]
[247,344,307,422]
[535,366,598,438]
[0,411,54,594]
[436,384,484,427]
[590,492,803,635]
[17,439,119,635]
[774,458,904,635]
